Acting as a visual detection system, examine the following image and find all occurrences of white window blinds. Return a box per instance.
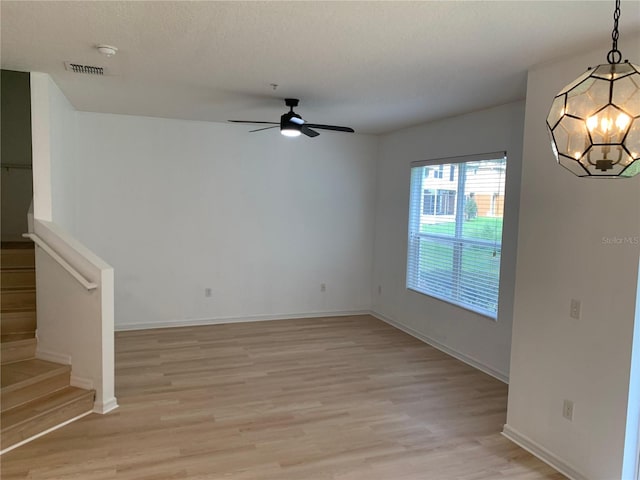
[406,152,507,318]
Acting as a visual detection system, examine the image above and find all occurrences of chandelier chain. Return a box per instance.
[607,0,622,64]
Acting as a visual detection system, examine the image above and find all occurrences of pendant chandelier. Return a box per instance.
[546,0,640,178]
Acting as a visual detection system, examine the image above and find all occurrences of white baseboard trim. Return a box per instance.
[116,310,371,331]
[70,375,94,390]
[0,410,93,456]
[370,310,509,384]
[36,349,71,365]
[502,424,587,480]
[93,397,119,415]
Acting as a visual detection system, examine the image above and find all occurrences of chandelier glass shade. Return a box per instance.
[546,0,640,178]
[547,62,640,177]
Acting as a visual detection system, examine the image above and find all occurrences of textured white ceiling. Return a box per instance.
[2,1,640,134]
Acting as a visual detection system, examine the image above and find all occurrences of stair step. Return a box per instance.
[0,290,36,311]
[1,386,94,452]
[0,311,36,336]
[1,269,36,289]
[1,338,36,365]
[1,249,35,269]
[0,242,35,249]
[1,359,70,412]
[1,333,36,344]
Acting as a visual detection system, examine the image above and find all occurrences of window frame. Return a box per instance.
[406,151,507,320]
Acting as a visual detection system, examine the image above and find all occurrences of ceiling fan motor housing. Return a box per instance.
[281,112,302,131]
[285,98,300,108]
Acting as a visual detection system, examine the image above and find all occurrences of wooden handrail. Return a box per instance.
[22,233,98,291]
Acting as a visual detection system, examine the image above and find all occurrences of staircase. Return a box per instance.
[1,242,95,453]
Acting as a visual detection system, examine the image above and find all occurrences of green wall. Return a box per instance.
[1,70,33,241]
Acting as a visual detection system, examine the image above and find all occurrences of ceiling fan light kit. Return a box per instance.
[281,126,301,137]
[280,101,303,136]
[546,0,640,178]
[229,98,355,139]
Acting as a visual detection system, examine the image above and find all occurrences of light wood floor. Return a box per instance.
[1,315,565,479]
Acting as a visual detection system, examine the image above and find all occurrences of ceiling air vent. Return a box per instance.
[64,62,106,75]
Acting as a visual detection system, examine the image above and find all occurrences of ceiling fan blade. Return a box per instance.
[305,124,355,133]
[228,120,279,125]
[301,126,320,137]
[249,126,279,133]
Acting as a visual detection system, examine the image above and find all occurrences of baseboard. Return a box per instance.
[116,310,371,331]
[35,349,72,365]
[502,424,588,480]
[370,310,509,384]
[70,375,94,390]
[93,397,119,414]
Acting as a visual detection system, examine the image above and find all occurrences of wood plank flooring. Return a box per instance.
[0,315,565,479]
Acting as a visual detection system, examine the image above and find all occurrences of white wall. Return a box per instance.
[30,73,116,414]
[72,112,378,329]
[30,73,52,221]
[48,76,78,232]
[505,39,640,480]
[34,219,116,414]
[30,72,77,230]
[623,267,640,480]
[371,101,525,381]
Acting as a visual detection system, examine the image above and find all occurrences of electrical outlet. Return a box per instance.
[204,288,212,298]
[320,283,326,292]
[570,299,581,319]
[563,399,574,421]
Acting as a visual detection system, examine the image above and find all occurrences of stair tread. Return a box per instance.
[1,316,37,328]
[1,338,36,348]
[1,267,36,272]
[0,242,35,250]
[1,333,36,343]
[1,286,36,292]
[1,250,35,257]
[0,310,37,317]
[1,359,70,391]
[1,306,36,313]
[1,249,36,269]
[0,289,37,313]
[1,386,93,429]
[0,250,35,256]
[1,278,36,287]
[0,310,37,339]
[1,338,36,364]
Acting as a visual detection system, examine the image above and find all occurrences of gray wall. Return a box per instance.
[1,70,33,241]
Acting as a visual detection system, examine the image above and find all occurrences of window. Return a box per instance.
[422,189,456,216]
[407,152,507,318]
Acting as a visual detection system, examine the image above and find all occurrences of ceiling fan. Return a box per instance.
[229,98,355,138]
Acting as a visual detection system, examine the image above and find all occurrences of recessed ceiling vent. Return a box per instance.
[64,62,105,75]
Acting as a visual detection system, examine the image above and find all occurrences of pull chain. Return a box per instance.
[607,0,622,64]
